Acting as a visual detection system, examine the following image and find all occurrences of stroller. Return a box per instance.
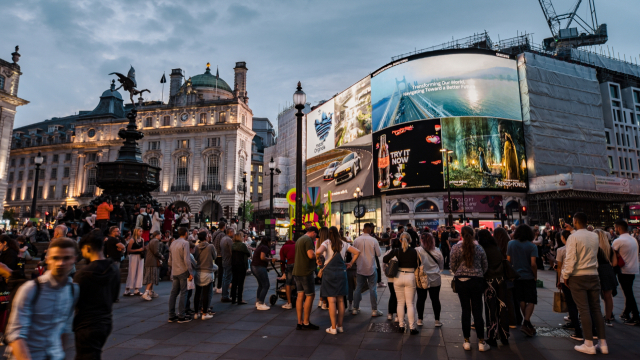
[268,260,297,307]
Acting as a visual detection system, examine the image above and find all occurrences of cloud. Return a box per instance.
[227,4,259,23]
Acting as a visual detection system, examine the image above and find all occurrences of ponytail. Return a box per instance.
[461,226,475,268]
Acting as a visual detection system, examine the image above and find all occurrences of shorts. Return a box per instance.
[285,265,295,286]
[294,273,315,296]
[513,279,537,304]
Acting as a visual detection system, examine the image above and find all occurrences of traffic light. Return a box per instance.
[521,206,528,216]
[458,214,464,223]
[494,212,499,219]
[451,199,459,211]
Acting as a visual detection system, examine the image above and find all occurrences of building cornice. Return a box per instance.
[9,140,122,155]
[146,123,241,136]
[0,91,29,106]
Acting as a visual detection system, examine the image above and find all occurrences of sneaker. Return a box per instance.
[185,309,195,316]
[624,317,640,326]
[478,342,491,352]
[574,344,596,355]
[168,316,179,323]
[215,288,222,294]
[372,310,383,317]
[282,303,292,309]
[570,333,584,341]
[337,327,344,333]
[417,319,423,326]
[348,305,353,312]
[352,308,360,315]
[296,324,303,330]
[257,304,271,311]
[620,313,630,321]
[141,293,152,301]
[220,297,232,303]
[302,322,320,330]
[378,282,387,287]
[387,314,393,320]
[150,291,159,298]
[201,314,214,320]
[463,341,471,351]
[435,320,442,327]
[595,343,609,354]
[521,324,535,337]
[321,303,328,310]
[123,291,132,296]
[605,318,613,327]
[410,328,419,335]
[177,317,192,323]
[562,323,575,330]
[207,311,216,316]
[564,316,571,322]
[318,300,323,308]
[326,327,338,335]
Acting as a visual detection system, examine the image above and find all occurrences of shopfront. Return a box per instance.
[335,197,382,235]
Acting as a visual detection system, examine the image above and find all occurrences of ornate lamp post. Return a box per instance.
[293,82,306,240]
[440,148,453,226]
[30,152,44,218]
[268,157,281,242]
[242,171,247,230]
[353,186,363,236]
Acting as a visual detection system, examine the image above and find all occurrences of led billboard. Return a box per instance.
[306,99,336,159]
[334,76,372,147]
[372,53,522,132]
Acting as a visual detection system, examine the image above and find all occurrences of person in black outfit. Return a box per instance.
[440,227,451,270]
[73,205,82,222]
[0,235,22,334]
[66,206,75,222]
[406,224,419,248]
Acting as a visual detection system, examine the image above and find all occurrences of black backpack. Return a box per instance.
[141,214,152,231]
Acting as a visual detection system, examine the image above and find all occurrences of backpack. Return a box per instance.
[141,214,152,231]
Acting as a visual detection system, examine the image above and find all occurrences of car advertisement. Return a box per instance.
[334,76,372,147]
[371,53,522,132]
[306,99,335,159]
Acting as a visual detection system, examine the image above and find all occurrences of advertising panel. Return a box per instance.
[306,99,335,159]
[334,76,372,147]
[372,53,522,132]
[442,195,503,213]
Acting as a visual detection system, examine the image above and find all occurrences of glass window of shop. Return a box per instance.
[339,197,382,237]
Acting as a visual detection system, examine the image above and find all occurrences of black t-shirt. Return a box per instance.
[73,259,120,327]
[407,229,419,248]
[104,236,123,261]
[252,245,270,267]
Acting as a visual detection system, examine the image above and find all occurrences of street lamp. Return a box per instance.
[242,171,247,230]
[293,82,306,240]
[268,157,281,242]
[30,151,44,218]
[440,148,453,227]
[353,186,363,236]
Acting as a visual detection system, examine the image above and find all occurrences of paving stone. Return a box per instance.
[141,344,191,357]
[202,329,253,344]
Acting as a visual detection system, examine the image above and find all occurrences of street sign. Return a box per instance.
[353,205,366,219]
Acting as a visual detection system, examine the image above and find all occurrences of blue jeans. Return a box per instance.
[169,271,189,318]
[222,265,233,299]
[251,265,270,303]
[354,273,378,310]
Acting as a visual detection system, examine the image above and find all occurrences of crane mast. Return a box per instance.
[537,0,607,52]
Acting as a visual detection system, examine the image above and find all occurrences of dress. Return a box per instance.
[126,238,145,289]
[162,208,174,232]
[597,249,618,293]
[319,242,349,298]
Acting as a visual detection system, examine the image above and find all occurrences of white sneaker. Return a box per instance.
[337,327,344,333]
[282,303,292,309]
[255,302,260,308]
[150,291,159,298]
[435,320,442,327]
[574,344,596,355]
[352,308,360,315]
[326,327,338,335]
[378,282,387,287]
[321,303,328,310]
[479,342,491,352]
[193,313,200,320]
[463,341,471,351]
[201,314,214,320]
[387,314,393,320]
[372,310,383,317]
[417,319,423,326]
[215,288,222,294]
[257,304,271,311]
[564,315,571,322]
[318,300,323,308]
[141,293,152,301]
[595,343,609,354]
[348,305,353,312]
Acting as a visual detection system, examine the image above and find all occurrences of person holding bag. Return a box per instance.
[383,237,401,322]
[383,232,420,335]
[415,232,443,327]
[478,229,510,346]
[316,226,360,334]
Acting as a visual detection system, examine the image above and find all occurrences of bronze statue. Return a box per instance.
[109,66,150,105]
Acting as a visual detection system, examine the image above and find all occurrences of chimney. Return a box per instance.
[233,62,248,104]
[170,68,183,97]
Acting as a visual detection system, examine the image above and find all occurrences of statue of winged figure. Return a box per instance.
[109,66,150,105]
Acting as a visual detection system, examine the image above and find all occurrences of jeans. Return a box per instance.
[231,267,247,303]
[394,271,417,329]
[618,273,639,318]
[194,281,213,314]
[375,257,382,283]
[347,268,357,302]
[354,273,378,310]
[74,321,112,360]
[168,271,189,318]
[215,257,224,289]
[251,265,270,303]
[417,285,441,320]
[570,275,606,341]
[561,283,581,335]
[222,265,233,299]
[456,277,485,339]
[388,282,398,315]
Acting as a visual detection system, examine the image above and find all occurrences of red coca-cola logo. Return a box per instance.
[392,125,414,136]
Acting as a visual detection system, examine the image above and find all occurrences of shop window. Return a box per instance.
[415,200,438,213]
[391,202,409,214]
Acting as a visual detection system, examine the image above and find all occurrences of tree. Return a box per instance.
[241,201,254,223]
[2,209,18,226]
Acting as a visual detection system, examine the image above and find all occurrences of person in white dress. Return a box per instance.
[124,228,146,296]
[151,207,163,234]
[415,232,444,327]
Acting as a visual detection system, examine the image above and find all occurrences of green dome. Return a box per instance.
[190,68,232,93]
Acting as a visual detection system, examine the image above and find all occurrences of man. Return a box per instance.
[53,224,67,240]
[188,229,198,243]
[136,208,152,243]
[104,226,126,268]
[381,227,391,250]
[230,219,238,232]
[74,230,121,359]
[168,227,194,323]
[507,224,538,337]
[73,205,82,222]
[5,237,79,360]
[612,219,640,325]
[608,227,617,242]
[406,223,419,248]
[440,226,451,269]
[219,228,234,302]
[352,223,383,317]
[293,227,319,330]
[96,198,113,234]
[280,236,296,309]
[212,221,227,294]
[20,221,36,243]
[563,213,607,354]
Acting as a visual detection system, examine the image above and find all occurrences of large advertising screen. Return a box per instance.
[372,53,522,132]
[306,99,335,159]
[334,76,372,147]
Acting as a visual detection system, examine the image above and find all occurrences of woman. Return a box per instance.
[494,227,516,327]
[251,236,273,310]
[142,231,164,301]
[383,232,420,335]
[317,226,360,334]
[194,231,216,319]
[478,229,509,346]
[450,226,490,351]
[0,235,21,333]
[384,237,401,322]
[594,229,617,326]
[124,228,145,296]
[163,205,175,233]
[415,232,444,327]
[231,233,251,305]
[316,227,329,310]
[150,207,162,234]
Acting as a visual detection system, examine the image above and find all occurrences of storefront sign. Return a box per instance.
[442,195,503,213]
[595,176,629,193]
[415,219,439,229]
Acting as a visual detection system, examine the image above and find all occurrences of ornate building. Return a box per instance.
[4,62,254,224]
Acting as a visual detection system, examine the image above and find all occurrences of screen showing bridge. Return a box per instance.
[371,53,522,132]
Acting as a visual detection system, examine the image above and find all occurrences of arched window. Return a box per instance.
[163,115,171,126]
[391,202,409,214]
[238,156,245,185]
[86,167,97,194]
[176,156,188,188]
[415,200,438,213]
[241,114,246,126]
[199,113,207,124]
[0,76,4,91]
[148,157,159,168]
[219,112,226,123]
[145,117,153,128]
[207,155,220,186]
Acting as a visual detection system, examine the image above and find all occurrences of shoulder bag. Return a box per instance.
[415,250,429,289]
[615,249,625,268]
[317,250,337,279]
[384,249,399,278]
[502,259,520,281]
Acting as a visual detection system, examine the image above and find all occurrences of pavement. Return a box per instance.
[59,260,640,360]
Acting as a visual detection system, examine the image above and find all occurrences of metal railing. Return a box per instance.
[171,184,190,192]
[201,183,222,192]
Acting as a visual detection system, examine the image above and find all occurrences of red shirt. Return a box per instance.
[280,240,296,268]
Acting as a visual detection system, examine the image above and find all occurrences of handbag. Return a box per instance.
[384,249,399,278]
[616,251,625,268]
[414,249,430,289]
[502,259,520,281]
[317,251,337,279]
[553,291,568,313]
[451,277,457,293]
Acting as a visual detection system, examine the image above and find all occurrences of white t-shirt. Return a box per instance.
[321,239,351,260]
[613,233,639,275]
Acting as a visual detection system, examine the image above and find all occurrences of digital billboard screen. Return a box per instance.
[372,53,522,132]
[306,98,336,159]
[334,76,372,147]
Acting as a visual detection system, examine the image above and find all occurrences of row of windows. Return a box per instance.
[5,185,69,201]
[250,185,263,194]
[250,174,263,183]
[10,153,71,167]
[251,164,263,173]
[143,112,239,128]
[8,167,70,182]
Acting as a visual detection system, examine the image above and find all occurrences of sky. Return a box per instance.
[2,0,638,130]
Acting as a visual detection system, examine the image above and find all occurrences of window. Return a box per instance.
[617,133,621,145]
[48,185,55,199]
[242,114,246,126]
[238,157,245,185]
[148,141,160,150]
[30,157,34,164]
[62,185,69,197]
[87,168,97,194]
[627,134,631,147]
[206,155,220,186]
[0,76,4,91]
[258,175,263,183]
[51,168,57,179]
[87,153,97,162]
[39,169,45,178]
[258,185,262,194]
[178,139,190,149]
[42,156,46,164]
[199,113,207,124]
[26,187,32,200]
[63,167,70,178]
[634,90,640,104]
[65,153,71,161]
[258,165,262,173]
[610,84,619,99]
[624,112,628,124]
[219,112,226,123]
[250,185,253,193]
[88,129,96,138]
[8,173,13,182]
[18,171,23,181]
[620,157,624,170]
[28,170,33,180]
[250,175,254,182]
[148,157,159,168]
[20,158,24,166]
[37,186,42,199]
[16,188,21,200]
[53,154,58,162]
[176,156,188,188]
[207,137,220,147]
[10,159,15,167]
[6,189,11,201]
[605,132,611,145]
[251,164,255,172]
[636,136,639,148]
[631,159,634,172]
[145,117,153,128]
[163,115,171,126]
[624,158,629,170]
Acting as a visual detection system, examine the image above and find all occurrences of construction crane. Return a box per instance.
[537,0,607,52]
